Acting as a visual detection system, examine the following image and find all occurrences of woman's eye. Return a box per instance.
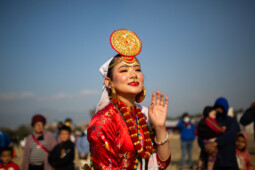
[136,69,141,72]
[120,70,127,73]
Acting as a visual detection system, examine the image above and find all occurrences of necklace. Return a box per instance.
[114,100,153,160]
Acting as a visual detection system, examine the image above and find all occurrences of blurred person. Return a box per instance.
[76,126,90,169]
[0,131,11,153]
[54,121,63,144]
[235,132,253,170]
[227,107,234,117]
[87,29,171,169]
[201,97,240,170]
[0,147,20,170]
[196,106,226,170]
[64,118,75,143]
[240,102,255,140]
[54,121,63,138]
[48,125,74,170]
[22,114,57,170]
[64,118,72,127]
[177,113,196,169]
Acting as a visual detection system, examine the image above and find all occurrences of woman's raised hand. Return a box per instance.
[148,90,168,129]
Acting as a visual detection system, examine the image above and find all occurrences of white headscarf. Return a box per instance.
[95,57,113,113]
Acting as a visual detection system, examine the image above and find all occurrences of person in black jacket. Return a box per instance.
[199,97,240,170]
[240,102,255,140]
[197,106,226,170]
[48,125,74,170]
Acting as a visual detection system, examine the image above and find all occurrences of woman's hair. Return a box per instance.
[107,54,122,80]
[0,147,13,157]
[107,54,141,80]
[182,112,189,118]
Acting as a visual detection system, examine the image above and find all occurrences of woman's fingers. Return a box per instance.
[160,92,164,106]
[156,90,160,105]
[151,92,155,105]
[164,96,169,109]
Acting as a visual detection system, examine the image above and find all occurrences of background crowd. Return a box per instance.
[0,97,254,170]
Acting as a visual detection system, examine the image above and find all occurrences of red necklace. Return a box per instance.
[114,100,153,159]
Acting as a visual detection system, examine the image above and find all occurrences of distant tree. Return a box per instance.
[15,124,32,140]
[0,124,32,144]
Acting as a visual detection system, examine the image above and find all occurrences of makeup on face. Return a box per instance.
[111,62,144,99]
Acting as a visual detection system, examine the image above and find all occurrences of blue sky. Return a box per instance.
[0,0,254,128]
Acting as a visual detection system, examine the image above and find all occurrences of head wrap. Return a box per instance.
[95,57,113,113]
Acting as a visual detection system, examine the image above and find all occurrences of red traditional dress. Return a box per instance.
[87,102,171,170]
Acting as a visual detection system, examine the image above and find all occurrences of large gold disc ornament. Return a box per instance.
[110,29,142,62]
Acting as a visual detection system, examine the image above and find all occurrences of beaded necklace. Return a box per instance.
[114,100,153,160]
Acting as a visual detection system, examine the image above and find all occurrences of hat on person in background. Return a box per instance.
[31,114,46,127]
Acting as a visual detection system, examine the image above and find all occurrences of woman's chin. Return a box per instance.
[117,91,139,99]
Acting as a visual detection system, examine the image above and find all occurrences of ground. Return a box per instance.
[12,133,255,170]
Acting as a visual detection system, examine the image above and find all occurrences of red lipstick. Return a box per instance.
[128,81,139,86]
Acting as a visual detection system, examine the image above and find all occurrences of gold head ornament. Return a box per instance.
[109,29,142,69]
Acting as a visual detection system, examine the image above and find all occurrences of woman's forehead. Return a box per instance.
[114,58,141,68]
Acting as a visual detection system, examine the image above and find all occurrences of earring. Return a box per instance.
[135,87,146,103]
[110,81,118,104]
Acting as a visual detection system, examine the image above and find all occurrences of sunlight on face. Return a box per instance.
[111,59,144,99]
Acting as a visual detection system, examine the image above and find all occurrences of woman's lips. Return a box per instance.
[128,82,139,86]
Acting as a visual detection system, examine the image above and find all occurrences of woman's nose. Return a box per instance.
[130,69,137,79]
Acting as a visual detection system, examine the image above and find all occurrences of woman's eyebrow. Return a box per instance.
[117,64,140,69]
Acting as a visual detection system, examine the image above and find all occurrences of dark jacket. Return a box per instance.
[240,107,255,139]
[48,140,74,170]
[197,118,220,140]
[213,97,240,170]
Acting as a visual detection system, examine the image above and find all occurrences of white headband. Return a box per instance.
[95,57,113,113]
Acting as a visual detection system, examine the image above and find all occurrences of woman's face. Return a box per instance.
[33,121,44,134]
[110,59,144,99]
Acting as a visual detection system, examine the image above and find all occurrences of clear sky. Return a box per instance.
[0,0,254,128]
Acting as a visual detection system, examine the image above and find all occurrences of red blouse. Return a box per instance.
[87,103,171,170]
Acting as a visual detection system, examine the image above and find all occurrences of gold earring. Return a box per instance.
[135,87,146,103]
[110,81,118,104]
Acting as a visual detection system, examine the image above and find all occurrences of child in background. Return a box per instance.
[48,125,74,170]
[197,106,226,170]
[235,132,253,170]
[0,147,20,170]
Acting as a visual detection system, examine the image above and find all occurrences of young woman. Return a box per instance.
[87,29,171,169]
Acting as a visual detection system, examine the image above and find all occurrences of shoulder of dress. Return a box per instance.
[89,103,120,128]
[94,103,119,117]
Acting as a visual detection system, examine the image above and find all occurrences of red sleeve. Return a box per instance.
[88,108,119,170]
[246,152,253,170]
[156,153,171,169]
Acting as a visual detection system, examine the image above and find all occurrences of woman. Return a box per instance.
[87,29,171,169]
[22,114,57,170]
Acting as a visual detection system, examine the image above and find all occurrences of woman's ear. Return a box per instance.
[104,77,111,89]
